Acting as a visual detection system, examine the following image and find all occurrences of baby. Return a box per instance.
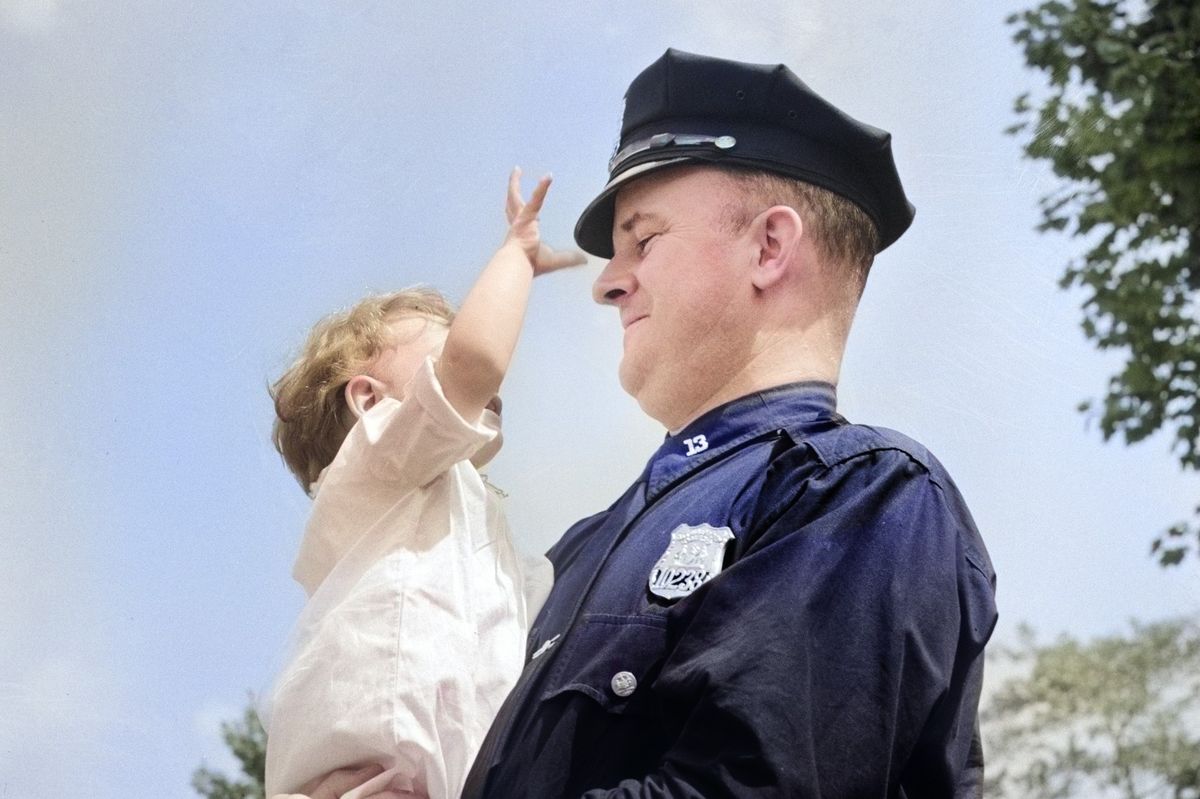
[264,170,583,799]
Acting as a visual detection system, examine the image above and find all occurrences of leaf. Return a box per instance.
[192,700,265,799]
[1160,548,1187,567]
[1008,0,1200,566]
[984,614,1200,794]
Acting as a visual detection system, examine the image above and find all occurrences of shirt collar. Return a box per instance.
[641,382,838,501]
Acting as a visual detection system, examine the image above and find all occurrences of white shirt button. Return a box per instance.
[611,670,637,697]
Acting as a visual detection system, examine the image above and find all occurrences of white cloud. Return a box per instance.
[1,0,62,33]
[0,652,121,796]
[669,0,831,62]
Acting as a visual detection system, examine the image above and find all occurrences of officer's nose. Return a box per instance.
[592,254,635,306]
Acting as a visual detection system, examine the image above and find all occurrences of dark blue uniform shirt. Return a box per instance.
[463,383,997,798]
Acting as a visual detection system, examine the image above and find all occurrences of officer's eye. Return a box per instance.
[636,233,658,255]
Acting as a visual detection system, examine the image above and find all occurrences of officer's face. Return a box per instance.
[593,166,758,429]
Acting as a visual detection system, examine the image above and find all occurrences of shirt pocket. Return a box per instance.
[539,613,669,716]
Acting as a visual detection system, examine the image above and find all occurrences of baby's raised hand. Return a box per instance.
[505,167,587,275]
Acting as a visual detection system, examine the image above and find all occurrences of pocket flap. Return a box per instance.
[540,613,669,714]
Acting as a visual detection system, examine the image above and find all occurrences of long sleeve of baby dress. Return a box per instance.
[264,357,550,799]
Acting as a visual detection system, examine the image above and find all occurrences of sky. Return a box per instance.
[1,1,1197,796]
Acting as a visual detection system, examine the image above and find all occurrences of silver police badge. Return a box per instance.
[648,523,735,601]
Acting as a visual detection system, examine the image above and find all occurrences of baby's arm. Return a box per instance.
[434,168,585,419]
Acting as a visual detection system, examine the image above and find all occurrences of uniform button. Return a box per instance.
[611,671,637,697]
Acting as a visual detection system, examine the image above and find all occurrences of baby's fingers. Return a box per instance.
[506,167,524,224]
[518,174,553,221]
[538,246,588,272]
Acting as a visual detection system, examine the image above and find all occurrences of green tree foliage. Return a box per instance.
[192,703,267,799]
[1007,0,1200,565]
[982,616,1200,798]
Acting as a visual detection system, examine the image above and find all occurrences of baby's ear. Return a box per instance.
[344,375,386,419]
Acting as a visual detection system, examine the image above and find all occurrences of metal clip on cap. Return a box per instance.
[608,133,737,173]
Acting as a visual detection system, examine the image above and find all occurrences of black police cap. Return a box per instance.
[574,49,916,258]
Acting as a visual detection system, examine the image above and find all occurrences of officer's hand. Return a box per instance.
[273,763,426,799]
[505,167,587,276]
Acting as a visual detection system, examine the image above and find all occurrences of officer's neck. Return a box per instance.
[660,341,843,434]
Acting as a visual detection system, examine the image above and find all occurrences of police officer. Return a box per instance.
[458,48,999,798]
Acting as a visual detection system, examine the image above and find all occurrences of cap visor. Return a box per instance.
[573,158,692,258]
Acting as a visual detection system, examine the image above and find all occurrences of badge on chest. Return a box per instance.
[648,523,735,601]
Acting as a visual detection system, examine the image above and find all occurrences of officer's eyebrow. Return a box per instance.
[617,211,666,234]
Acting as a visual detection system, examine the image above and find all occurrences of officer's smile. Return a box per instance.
[622,313,647,330]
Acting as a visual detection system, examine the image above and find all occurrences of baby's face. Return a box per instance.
[372,316,449,401]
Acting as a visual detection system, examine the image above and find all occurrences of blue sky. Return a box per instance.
[2,1,1197,796]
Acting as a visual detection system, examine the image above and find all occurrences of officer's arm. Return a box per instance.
[581,451,996,798]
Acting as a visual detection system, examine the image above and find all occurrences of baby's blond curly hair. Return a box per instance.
[270,287,455,491]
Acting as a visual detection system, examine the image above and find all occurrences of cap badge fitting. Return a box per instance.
[608,133,736,173]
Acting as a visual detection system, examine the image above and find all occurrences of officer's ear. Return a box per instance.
[747,205,804,291]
